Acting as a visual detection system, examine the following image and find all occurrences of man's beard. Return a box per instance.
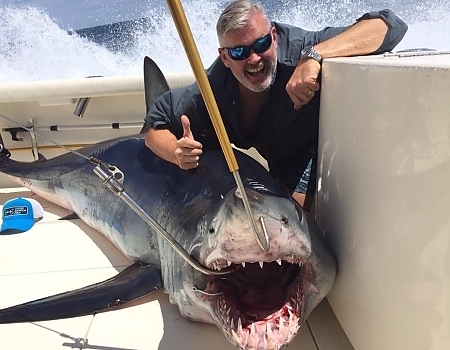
[235,48,277,93]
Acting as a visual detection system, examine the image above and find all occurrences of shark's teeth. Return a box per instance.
[227,306,302,350]
[209,254,307,270]
[225,297,302,350]
[248,323,258,348]
[237,317,243,333]
[288,308,294,325]
[226,308,231,325]
[262,333,269,349]
[231,329,240,344]
[265,322,272,340]
[219,298,226,311]
[279,314,285,334]
[266,327,279,350]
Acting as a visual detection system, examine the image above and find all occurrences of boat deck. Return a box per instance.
[0,188,354,350]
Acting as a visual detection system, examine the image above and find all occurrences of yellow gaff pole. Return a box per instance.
[165,0,269,251]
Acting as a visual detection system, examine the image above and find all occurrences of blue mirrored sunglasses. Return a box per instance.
[223,31,273,61]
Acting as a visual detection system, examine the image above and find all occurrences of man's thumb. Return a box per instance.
[181,115,193,139]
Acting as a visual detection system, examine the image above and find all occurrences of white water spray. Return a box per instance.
[1,0,449,82]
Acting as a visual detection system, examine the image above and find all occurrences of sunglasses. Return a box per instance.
[222,31,273,61]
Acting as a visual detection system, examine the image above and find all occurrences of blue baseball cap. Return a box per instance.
[1,197,44,235]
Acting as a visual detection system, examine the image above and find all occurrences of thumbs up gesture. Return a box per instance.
[175,115,203,170]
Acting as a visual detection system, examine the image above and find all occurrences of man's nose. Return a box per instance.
[247,50,261,63]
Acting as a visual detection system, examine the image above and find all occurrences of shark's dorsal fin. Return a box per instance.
[0,262,162,323]
[140,56,171,134]
[143,56,170,114]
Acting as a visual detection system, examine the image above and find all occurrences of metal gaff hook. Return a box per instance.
[90,158,238,276]
[0,113,238,276]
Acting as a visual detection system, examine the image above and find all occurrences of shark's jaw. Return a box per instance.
[201,258,311,350]
[177,189,318,349]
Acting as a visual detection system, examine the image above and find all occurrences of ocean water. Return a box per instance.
[1,0,449,82]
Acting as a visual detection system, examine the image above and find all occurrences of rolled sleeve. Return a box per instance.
[143,84,210,140]
[143,90,183,136]
[144,91,172,129]
[357,9,408,53]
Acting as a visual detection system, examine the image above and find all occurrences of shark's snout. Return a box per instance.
[187,188,329,350]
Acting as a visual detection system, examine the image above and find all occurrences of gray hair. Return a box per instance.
[216,0,270,44]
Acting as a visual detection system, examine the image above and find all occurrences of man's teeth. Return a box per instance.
[247,64,264,74]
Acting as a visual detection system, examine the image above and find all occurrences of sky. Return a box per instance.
[5,0,157,30]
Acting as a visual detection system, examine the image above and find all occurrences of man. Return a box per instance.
[143,0,407,211]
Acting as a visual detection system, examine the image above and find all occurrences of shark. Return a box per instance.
[0,57,336,350]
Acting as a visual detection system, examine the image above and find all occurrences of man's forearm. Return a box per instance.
[314,18,388,59]
[145,128,179,165]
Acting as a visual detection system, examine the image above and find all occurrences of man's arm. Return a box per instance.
[312,10,408,57]
[145,116,203,170]
[145,128,179,165]
[314,18,388,59]
[286,10,408,109]
[143,88,202,169]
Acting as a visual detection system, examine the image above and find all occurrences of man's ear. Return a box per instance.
[271,26,277,44]
[218,48,230,68]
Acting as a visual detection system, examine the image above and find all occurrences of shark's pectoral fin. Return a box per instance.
[0,261,162,324]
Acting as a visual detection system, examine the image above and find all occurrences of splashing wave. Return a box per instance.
[1,0,449,82]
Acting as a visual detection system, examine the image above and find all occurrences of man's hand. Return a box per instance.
[175,115,203,170]
[286,58,321,110]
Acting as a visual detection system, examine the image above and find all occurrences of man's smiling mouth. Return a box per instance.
[246,62,266,77]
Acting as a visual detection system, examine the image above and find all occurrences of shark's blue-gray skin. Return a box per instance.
[0,57,336,350]
[0,136,336,349]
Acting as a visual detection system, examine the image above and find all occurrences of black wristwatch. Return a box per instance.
[300,45,322,63]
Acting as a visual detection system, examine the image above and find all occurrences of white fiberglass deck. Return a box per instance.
[0,188,352,350]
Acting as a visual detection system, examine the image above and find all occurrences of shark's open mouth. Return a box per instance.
[207,257,306,350]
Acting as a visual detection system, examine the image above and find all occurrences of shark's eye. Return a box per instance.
[208,226,215,234]
[281,217,289,225]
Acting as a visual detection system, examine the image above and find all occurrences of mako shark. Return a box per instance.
[0,57,336,350]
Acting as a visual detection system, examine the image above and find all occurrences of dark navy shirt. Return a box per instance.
[144,9,407,177]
